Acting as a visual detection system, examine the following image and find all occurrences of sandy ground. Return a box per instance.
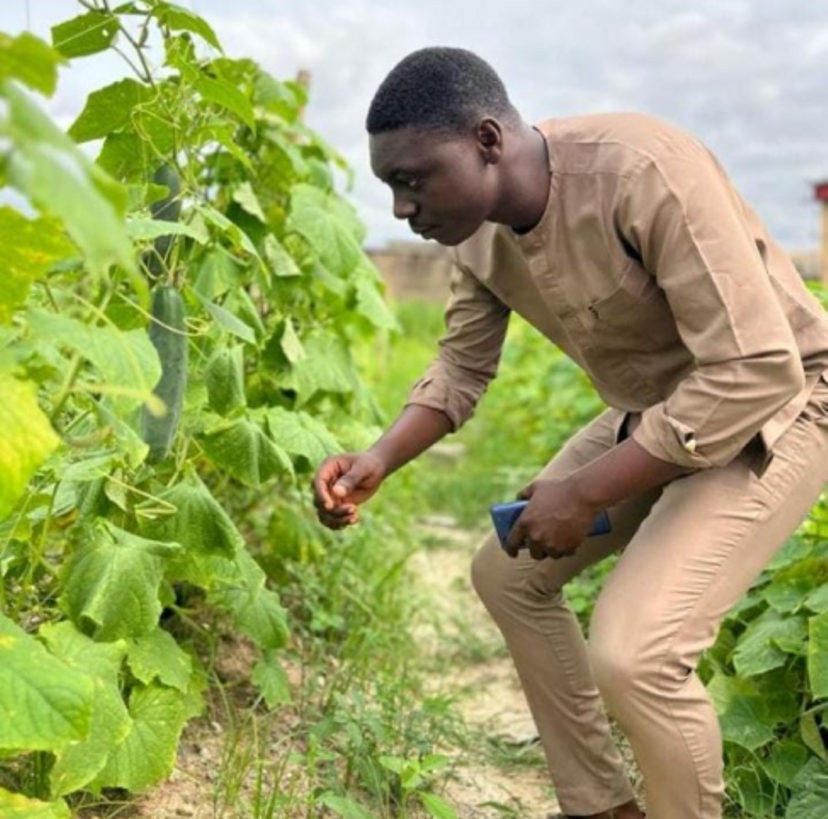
[409,520,562,819]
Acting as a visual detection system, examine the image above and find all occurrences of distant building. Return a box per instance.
[366,240,452,303]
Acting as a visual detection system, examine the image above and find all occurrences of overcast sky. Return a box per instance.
[5,0,828,252]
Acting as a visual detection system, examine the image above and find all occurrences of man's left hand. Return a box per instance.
[505,478,600,560]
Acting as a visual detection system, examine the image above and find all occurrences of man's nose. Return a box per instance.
[393,194,417,221]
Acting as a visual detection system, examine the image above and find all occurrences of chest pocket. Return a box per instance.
[579,262,681,352]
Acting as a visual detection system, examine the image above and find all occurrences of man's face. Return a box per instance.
[369,125,497,246]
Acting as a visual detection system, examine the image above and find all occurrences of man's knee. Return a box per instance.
[469,533,505,607]
[589,636,640,705]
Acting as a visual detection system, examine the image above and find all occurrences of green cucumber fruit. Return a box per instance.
[205,345,246,415]
[141,286,188,462]
[143,164,182,278]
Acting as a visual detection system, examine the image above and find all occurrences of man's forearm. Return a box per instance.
[367,403,454,477]
[569,435,694,511]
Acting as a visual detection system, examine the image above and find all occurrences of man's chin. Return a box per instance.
[432,223,479,247]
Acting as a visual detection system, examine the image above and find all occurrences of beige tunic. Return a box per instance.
[404,112,828,477]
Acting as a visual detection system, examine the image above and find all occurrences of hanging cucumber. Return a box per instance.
[141,285,188,463]
[142,164,182,279]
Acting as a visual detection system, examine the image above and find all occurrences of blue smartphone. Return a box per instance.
[490,500,612,551]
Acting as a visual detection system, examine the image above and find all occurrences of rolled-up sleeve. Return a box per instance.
[404,258,511,432]
[620,148,805,469]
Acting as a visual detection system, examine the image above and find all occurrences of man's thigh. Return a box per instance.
[589,390,828,673]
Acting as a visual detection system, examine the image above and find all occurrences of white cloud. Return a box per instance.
[2,0,826,250]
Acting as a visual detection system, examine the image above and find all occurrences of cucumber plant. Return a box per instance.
[0,1,399,813]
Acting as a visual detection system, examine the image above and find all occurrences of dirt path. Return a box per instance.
[409,515,645,819]
[409,517,563,819]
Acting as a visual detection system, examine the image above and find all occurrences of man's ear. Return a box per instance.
[476,117,504,165]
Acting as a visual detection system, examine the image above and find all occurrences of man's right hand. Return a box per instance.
[311,451,387,530]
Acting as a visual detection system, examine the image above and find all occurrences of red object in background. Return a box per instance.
[815,181,828,202]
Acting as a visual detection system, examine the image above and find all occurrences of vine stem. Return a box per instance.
[49,285,115,423]
[12,482,58,622]
[101,0,157,88]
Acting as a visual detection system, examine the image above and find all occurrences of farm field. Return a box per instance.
[2,3,828,818]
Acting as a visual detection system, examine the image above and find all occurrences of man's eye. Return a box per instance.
[405,178,422,190]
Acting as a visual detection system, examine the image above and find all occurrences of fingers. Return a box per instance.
[311,460,361,530]
[313,460,342,511]
[332,469,360,500]
[505,520,527,558]
[316,501,360,530]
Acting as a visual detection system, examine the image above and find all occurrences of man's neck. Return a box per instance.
[489,122,551,234]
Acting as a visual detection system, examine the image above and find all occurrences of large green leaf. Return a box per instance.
[800,712,827,759]
[202,418,294,487]
[0,788,70,819]
[59,521,181,641]
[0,375,60,521]
[0,80,135,279]
[209,550,289,650]
[279,317,306,364]
[152,2,222,51]
[707,673,776,750]
[198,204,265,271]
[127,218,207,244]
[761,740,810,789]
[264,234,301,279]
[0,32,63,96]
[194,246,242,300]
[233,181,266,221]
[284,332,359,405]
[0,614,93,751]
[762,579,812,615]
[352,258,400,332]
[808,612,828,699]
[0,208,75,323]
[51,11,118,59]
[39,622,131,797]
[89,682,192,794]
[196,292,256,344]
[139,472,243,557]
[732,612,807,677]
[127,628,193,692]
[786,758,828,818]
[195,75,255,130]
[287,184,362,276]
[265,407,340,466]
[806,584,828,614]
[68,78,152,143]
[27,309,161,415]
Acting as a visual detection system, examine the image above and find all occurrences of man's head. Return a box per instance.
[366,47,523,246]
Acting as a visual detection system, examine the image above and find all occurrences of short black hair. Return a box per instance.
[366,47,520,136]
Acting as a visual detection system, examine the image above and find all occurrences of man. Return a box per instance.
[311,47,828,819]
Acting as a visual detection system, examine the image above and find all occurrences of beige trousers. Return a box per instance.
[471,377,828,819]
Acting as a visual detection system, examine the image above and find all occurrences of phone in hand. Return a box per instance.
[489,500,612,551]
